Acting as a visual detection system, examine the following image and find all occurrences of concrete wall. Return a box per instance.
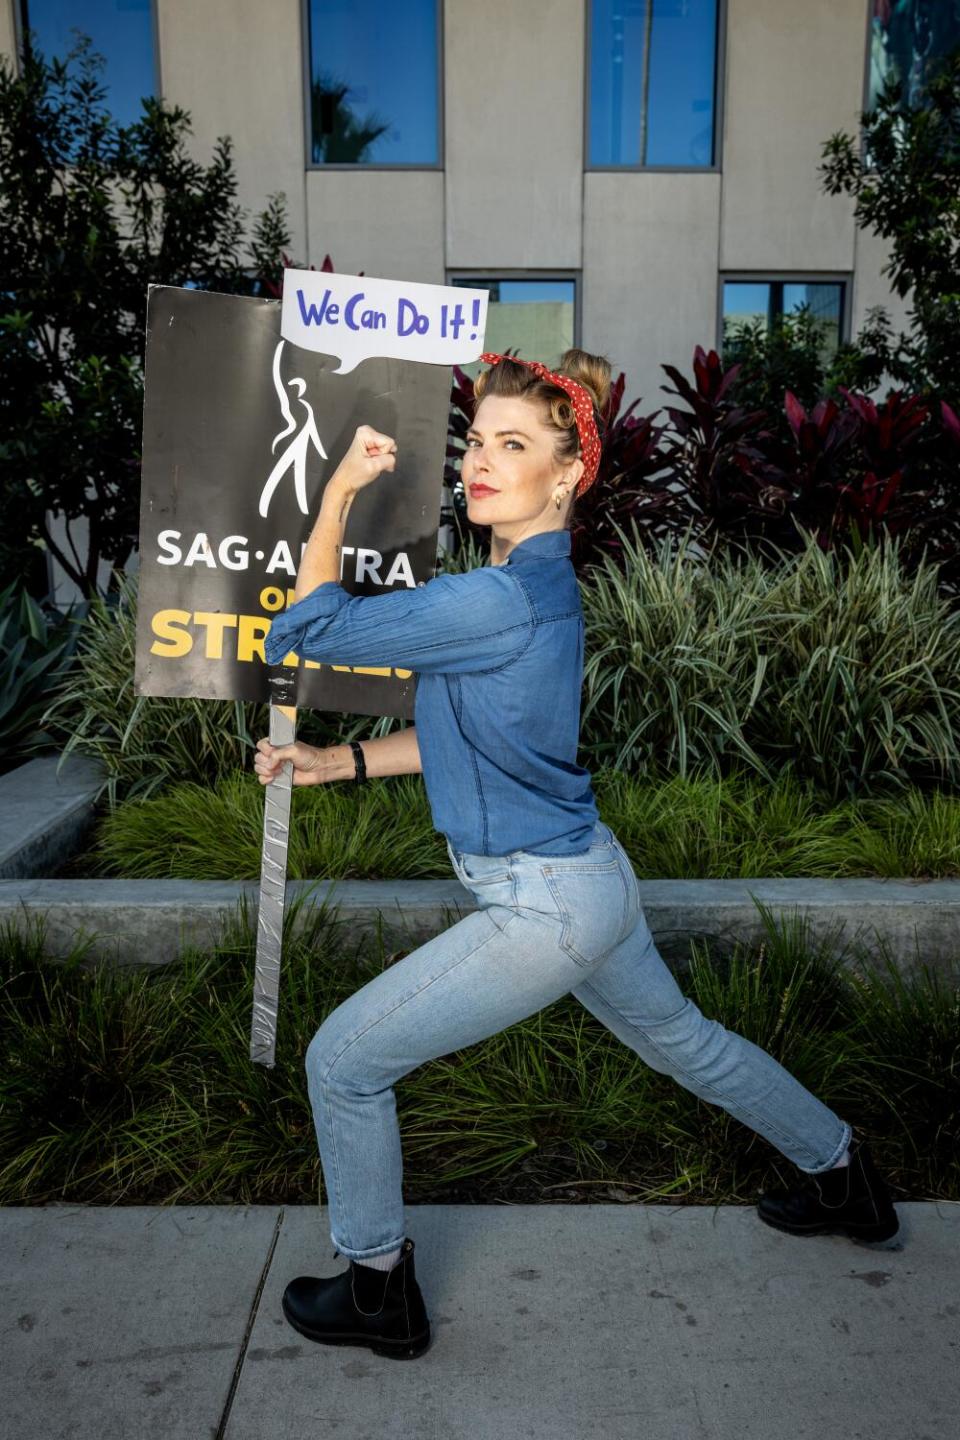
[0,0,15,66]
[306,170,444,281]
[716,0,909,388]
[156,0,308,262]
[583,0,900,400]
[3,0,912,381]
[444,0,584,270]
[851,226,913,342]
[579,0,877,399]
[719,0,864,273]
[584,173,721,408]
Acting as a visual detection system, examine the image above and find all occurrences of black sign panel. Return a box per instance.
[134,285,453,720]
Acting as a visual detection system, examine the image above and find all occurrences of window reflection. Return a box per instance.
[722,280,845,361]
[450,278,577,381]
[589,0,719,167]
[867,0,960,111]
[20,0,154,127]
[308,0,439,164]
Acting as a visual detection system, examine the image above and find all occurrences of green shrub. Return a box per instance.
[580,521,960,801]
[0,35,291,595]
[92,771,443,880]
[1,908,956,1205]
[48,521,960,811]
[87,765,960,881]
[0,581,80,774]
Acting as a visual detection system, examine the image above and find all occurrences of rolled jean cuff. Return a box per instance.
[332,1233,406,1262]
[794,1119,853,1175]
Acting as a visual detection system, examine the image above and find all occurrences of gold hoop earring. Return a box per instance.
[554,492,563,510]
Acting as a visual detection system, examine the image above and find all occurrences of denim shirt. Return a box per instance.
[263,528,600,856]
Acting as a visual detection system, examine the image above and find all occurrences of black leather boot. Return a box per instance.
[757,1136,899,1243]
[281,1237,431,1359]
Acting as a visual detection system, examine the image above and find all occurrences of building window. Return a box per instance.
[449,277,578,380]
[19,0,155,128]
[867,1,960,111]
[588,0,720,168]
[721,279,846,363]
[307,0,440,165]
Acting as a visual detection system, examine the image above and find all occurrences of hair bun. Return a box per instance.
[556,347,612,416]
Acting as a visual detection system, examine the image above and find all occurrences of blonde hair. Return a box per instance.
[472,347,611,526]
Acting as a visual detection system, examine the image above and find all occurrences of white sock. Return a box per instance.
[830,1146,851,1168]
[355,1245,402,1271]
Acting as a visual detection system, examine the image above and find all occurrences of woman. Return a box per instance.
[255,349,899,1362]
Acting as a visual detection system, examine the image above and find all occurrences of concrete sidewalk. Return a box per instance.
[1,1201,957,1439]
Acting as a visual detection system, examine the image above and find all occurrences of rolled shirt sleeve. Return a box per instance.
[263,568,535,675]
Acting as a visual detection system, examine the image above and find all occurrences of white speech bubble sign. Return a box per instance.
[280,270,490,374]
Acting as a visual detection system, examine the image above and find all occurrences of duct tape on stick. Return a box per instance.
[250,668,298,1067]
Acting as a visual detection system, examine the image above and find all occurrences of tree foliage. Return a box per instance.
[0,33,291,595]
[820,45,960,408]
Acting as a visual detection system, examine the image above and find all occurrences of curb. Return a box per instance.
[1,874,958,971]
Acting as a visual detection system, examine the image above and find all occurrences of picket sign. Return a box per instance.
[248,273,489,1064]
[137,281,473,1066]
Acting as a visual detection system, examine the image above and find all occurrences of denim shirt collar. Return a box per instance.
[498,530,571,565]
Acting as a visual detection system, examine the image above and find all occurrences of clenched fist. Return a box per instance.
[332,424,398,495]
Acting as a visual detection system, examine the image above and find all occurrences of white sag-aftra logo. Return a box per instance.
[258,341,328,519]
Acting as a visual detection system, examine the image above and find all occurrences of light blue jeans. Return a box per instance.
[304,821,852,1261]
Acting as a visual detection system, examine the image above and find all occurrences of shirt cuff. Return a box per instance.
[263,581,348,665]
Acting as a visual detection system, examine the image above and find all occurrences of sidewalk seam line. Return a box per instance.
[214,1206,285,1440]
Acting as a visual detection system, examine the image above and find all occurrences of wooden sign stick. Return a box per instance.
[250,671,298,1067]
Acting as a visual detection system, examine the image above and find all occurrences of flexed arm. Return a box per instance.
[293,424,397,598]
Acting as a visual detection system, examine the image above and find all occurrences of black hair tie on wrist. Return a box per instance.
[349,739,367,784]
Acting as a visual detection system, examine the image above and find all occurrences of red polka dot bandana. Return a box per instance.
[479,352,602,497]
